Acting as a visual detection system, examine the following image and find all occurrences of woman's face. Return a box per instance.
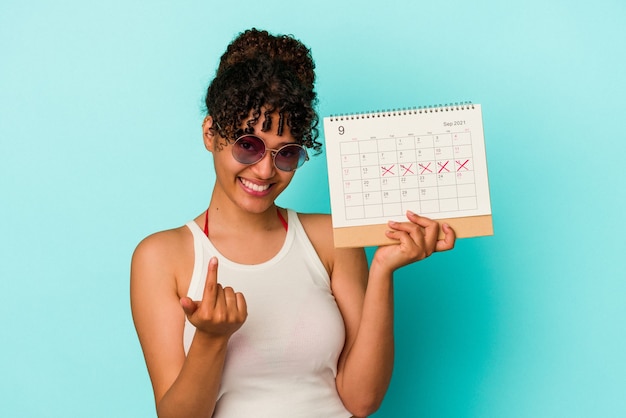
[205,112,299,215]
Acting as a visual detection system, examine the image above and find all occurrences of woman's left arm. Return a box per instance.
[331,211,456,417]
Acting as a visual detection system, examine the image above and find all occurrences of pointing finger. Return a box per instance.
[203,257,219,303]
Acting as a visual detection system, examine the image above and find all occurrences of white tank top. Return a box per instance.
[183,210,351,417]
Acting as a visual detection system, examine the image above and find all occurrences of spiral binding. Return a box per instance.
[328,101,474,122]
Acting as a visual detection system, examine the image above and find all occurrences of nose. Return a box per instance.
[250,149,276,178]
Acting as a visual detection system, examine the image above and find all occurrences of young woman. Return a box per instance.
[131,28,456,418]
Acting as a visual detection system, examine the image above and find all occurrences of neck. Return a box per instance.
[207,192,282,234]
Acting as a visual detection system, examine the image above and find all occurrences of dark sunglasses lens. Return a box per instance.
[232,136,265,164]
[274,145,307,171]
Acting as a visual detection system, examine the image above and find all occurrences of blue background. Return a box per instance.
[1,1,625,417]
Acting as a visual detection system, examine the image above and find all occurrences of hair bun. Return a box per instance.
[217,28,315,89]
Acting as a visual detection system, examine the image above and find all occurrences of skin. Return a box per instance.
[130,113,456,418]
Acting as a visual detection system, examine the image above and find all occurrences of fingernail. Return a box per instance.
[407,210,416,216]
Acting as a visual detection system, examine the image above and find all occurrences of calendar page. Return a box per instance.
[323,103,492,247]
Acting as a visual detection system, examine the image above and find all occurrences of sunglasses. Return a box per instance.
[231,135,308,172]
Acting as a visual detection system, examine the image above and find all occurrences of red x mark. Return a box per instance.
[401,164,414,176]
[419,163,432,174]
[438,161,450,173]
[456,159,470,171]
[381,165,395,176]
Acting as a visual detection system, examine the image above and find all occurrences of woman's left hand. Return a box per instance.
[372,211,456,275]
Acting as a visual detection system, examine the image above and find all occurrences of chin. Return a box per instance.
[236,196,278,214]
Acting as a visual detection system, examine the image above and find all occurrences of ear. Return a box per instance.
[202,115,217,152]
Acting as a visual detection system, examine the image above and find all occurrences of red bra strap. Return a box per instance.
[277,208,288,231]
[203,207,287,238]
[203,209,209,236]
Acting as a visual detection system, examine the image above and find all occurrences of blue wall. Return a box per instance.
[1,1,625,417]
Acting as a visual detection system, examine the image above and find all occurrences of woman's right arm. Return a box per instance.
[130,232,247,418]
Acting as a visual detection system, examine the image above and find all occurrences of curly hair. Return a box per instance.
[205,28,321,154]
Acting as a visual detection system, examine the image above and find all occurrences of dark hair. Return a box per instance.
[204,29,321,154]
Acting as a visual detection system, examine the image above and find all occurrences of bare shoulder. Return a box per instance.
[297,212,333,242]
[131,225,194,297]
[296,212,366,278]
[296,213,333,274]
[133,227,189,268]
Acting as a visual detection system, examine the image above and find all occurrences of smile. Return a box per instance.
[240,178,271,192]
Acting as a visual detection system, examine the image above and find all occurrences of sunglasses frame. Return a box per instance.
[231,134,309,172]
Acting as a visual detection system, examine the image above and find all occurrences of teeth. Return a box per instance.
[241,178,270,192]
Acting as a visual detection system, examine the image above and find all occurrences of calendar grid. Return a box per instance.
[340,131,478,221]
